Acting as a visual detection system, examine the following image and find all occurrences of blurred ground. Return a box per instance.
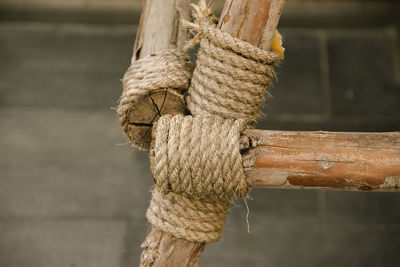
[0,1,400,267]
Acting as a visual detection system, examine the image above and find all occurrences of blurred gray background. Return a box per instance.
[1,0,400,266]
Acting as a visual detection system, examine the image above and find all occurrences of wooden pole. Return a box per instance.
[133,1,206,266]
[241,130,400,191]
[218,0,285,50]
[141,1,286,266]
[125,0,191,149]
[149,129,400,192]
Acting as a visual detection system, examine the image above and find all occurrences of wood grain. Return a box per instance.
[241,130,400,191]
[218,0,285,49]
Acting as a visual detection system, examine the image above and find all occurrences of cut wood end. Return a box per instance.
[126,88,187,149]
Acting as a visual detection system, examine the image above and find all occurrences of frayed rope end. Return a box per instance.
[182,0,218,51]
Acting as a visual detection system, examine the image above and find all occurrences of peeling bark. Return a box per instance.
[241,130,400,192]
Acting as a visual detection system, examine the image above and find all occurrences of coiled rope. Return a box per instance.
[147,115,248,242]
[184,2,280,123]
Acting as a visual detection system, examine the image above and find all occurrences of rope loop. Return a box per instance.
[147,188,230,243]
[148,115,249,242]
[152,115,249,201]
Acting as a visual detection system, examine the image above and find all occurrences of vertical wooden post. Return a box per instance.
[125,0,191,149]
[133,0,190,61]
[135,1,206,265]
[140,1,285,266]
[218,0,285,50]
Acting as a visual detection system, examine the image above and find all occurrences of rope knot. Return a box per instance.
[147,115,249,242]
[152,115,249,201]
[145,0,281,243]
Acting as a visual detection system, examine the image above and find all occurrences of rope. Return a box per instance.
[117,50,193,150]
[184,2,280,123]
[147,115,248,242]
[144,0,280,243]
[147,189,229,243]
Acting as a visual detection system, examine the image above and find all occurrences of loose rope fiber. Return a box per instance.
[184,2,280,123]
[117,50,193,150]
[147,115,249,242]
[145,1,281,243]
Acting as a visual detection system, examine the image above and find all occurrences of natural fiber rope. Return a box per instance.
[152,115,249,200]
[147,115,248,242]
[145,1,280,243]
[184,2,280,123]
[117,50,193,150]
[147,188,229,242]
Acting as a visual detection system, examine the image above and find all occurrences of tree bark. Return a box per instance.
[140,227,205,267]
[141,1,285,266]
[136,1,206,266]
[241,130,400,191]
[126,0,191,149]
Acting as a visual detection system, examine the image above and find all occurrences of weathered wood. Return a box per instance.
[141,228,205,267]
[150,129,400,192]
[142,1,285,266]
[137,1,206,266]
[126,0,191,150]
[241,130,400,191]
[218,0,285,49]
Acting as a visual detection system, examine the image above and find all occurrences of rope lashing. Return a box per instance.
[145,1,281,243]
[184,2,281,123]
[152,115,249,200]
[147,115,249,242]
[117,50,193,150]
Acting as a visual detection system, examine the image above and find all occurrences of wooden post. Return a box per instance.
[141,1,285,266]
[218,0,285,50]
[130,0,204,266]
[241,130,400,191]
[125,0,191,149]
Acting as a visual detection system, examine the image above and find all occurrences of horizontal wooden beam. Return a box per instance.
[241,130,400,192]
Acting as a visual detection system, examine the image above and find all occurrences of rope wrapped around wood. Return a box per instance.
[146,1,281,243]
[184,1,280,123]
[147,115,248,242]
[117,50,193,150]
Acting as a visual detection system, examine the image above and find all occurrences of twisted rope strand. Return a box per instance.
[152,115,249,200]
[185,4,279,124]
[147,115,249,242]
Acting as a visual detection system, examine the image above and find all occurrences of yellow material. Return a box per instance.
[271,30,285,60]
